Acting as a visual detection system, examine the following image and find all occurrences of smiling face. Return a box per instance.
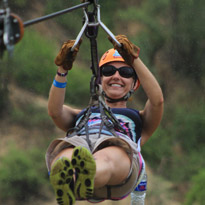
[101,61,137,107]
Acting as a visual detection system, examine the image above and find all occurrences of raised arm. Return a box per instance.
[132,58,164,145]
[48,66,81,132]
[48,39,82,132]
[108,34,164,145]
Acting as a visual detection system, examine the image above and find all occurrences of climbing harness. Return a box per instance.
[65,1,129,145]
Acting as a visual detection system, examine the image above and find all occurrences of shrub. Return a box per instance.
[142,101,205,184]
[142,125,172,170]
[9,29,91,107]
[0,145,50,203]
[184,169,205,205]
[9,0,28,9]
[11,29,57,96]
[65,65,91,107]
[10,104,54,129]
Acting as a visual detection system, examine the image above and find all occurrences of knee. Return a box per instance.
[51,148,74,167]
[93,150,111,163]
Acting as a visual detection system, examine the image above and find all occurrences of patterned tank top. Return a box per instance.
[75,107,142,143]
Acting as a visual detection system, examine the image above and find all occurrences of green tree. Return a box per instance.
[118,0,205,86]
[0,145,50,204]
[0,58,10,114]
[169,0,205,84]
[184,169,205,205]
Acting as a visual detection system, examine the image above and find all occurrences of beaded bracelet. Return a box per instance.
[53,79,67,88]
[56,69,68,77]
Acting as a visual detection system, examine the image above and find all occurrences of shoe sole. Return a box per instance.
[71,146,96,199]
[50,157,75,205]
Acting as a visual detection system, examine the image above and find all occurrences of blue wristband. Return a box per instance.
[53,79,67,88]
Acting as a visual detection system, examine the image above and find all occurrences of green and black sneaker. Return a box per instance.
[71,146,96,200]
[50,157,75,205]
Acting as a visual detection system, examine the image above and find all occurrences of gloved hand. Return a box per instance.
[108,35,140,66]
[55,39,82,70]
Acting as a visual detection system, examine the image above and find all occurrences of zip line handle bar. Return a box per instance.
[71,4,121,51]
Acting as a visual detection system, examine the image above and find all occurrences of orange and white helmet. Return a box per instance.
[99,48,125,68]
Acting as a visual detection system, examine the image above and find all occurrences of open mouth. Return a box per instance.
[109,83,123,87]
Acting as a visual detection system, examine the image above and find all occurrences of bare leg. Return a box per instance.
[50,145,131,203]
[51,147,74,167]
[51,146,131,188]
[93,146,131,188]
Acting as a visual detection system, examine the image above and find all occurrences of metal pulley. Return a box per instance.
[0,10,24,57]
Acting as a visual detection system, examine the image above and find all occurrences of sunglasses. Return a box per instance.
[101,65,137,79]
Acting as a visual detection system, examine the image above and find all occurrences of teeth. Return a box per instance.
[111,84,122,87]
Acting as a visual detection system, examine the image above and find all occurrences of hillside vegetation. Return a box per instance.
[0,0,204,204]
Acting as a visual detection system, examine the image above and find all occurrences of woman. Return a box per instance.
[46,35,164,205]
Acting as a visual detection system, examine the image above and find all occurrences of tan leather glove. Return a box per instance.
[55,39,82,70]
[108,35,140,66]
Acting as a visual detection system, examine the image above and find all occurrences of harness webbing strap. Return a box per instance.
[90,38,99,80]
[98,89,127,135]
[85,121,92,149]
[107,186,112,199]
[99,103,118,138]
[66,2,127,145]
